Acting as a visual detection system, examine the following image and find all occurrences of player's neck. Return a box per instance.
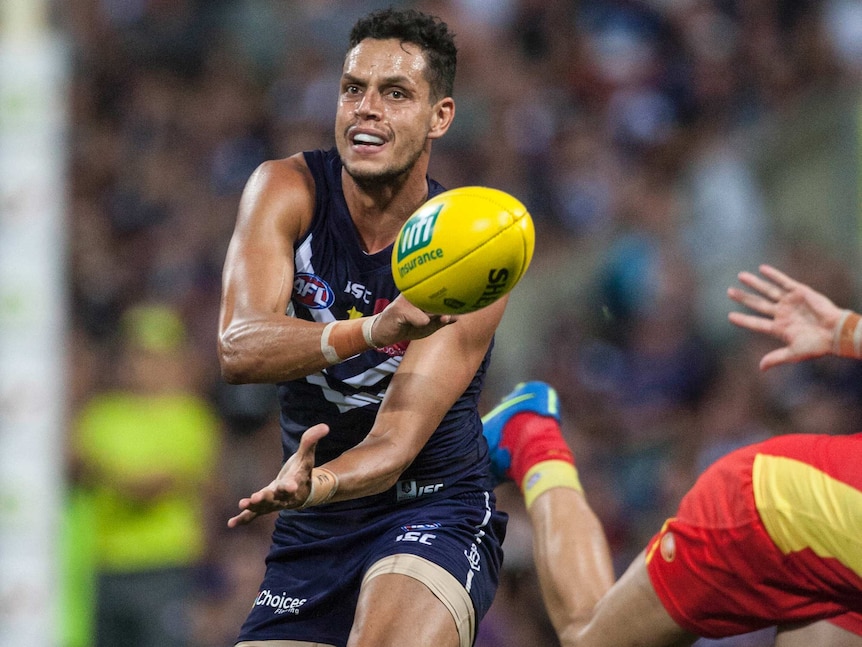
[342,167,430,255]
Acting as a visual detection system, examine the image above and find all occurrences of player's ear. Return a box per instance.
[428,97,455,140]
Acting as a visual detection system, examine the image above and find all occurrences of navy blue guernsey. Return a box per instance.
[277,148,494,514]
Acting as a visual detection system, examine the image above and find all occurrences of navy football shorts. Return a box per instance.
[235,489,507,647]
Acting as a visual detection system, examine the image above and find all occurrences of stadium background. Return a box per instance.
[2,0,862,645]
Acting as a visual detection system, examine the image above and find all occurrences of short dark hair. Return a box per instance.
[348,7,457,101]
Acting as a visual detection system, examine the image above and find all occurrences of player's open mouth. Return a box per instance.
[353,133,385,145]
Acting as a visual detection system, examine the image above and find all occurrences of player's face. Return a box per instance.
[335,38,451,187]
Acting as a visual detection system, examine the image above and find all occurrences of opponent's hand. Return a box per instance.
[370,294,456,346]
[228,423,329,527]
[727,264,843,370]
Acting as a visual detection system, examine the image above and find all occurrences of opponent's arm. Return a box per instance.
[227,296,507,525]
[727,264,861,370]
[218,157,453,384]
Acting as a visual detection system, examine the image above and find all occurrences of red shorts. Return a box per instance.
[645,433,862,639]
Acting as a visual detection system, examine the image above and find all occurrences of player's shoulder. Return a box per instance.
[238,153,316,233]
[251,153,315,198]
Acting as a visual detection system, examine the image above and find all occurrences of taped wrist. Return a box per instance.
[300,467,339,509]
[320,315,381,364]
[833,310,862,358]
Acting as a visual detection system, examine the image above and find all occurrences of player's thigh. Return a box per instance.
[347,569,460,647]
[576,551,698,647]
[776,620,862,647]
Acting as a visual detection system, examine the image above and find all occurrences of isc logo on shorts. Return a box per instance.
[254,589,308,615]
[396,479,444,501]
[396,530,437,545]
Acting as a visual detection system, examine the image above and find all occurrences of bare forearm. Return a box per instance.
[219,316,336,383]
[322,434,413,501]
[220,313,384,384]
[219,296,456,384]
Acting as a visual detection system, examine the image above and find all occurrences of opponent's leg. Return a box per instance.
[776,619,862,647]
[485,381,696,647]
[484,381,609,640]
[574,551,697,647]
[528,486,614,644]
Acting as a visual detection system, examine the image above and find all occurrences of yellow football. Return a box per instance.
[392,186,535,314]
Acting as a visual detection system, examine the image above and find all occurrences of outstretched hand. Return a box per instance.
[228,423,330,528]
[727,264,843,371]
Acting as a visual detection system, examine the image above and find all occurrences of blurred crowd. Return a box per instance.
[60,1,862,646]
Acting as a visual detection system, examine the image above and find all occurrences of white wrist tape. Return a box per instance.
[362,314,380,348]
[320,321,341,364]
[319,315,381,365]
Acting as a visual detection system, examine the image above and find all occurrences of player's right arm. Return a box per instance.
[727,264,861,370]
[218,156,454,384]
[218,156,330,383]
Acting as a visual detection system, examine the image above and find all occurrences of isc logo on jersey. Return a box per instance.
[294,273,335,309]
[395,203,444,279]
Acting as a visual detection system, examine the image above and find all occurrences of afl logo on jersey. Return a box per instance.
[294,273,335,309]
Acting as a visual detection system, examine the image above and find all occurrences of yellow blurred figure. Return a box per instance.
[69,304,221,647]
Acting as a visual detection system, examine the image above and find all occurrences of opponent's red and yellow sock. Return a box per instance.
[501,412,582,509]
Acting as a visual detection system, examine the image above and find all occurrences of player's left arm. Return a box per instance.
[324,295,508,499]
[227,296,507,524]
